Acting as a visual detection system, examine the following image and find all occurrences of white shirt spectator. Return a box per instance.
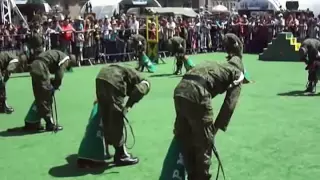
[102,23,112,40]
[129,20,139,34]
[167,21,176,38]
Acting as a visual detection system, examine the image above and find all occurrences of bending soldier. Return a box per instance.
[167,36,194,75]
[24,50,76,132]
[0,52,27,113]
[173,33,245,180]
[78,64,150,167]
[129,34,155,73]
[299,38,320,93]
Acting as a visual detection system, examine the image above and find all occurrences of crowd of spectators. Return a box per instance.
[1,10,320,65]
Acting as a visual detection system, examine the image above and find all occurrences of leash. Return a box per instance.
[212,143,226,180]
[173,57,177,73]
[122,113,136,150]
[51,92,59,133]
[114,104,136,149]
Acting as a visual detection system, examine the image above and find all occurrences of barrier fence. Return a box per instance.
[0,23,314,67]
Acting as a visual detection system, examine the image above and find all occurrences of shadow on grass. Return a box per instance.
[48,154,118,178]
[10,74,31,79]
[149,73,175,78]
[0,127,46,137]
[277,90,320,97]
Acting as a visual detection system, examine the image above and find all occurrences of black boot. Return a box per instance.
[305,81,317,93]
[23,122,45,132]
[44,117,63,132]
[77,158,107,169]
[0,85,14,114]
[0,101,14,114]
[114,146,139,166]
[305,81,313,92]
[174,60,183,75]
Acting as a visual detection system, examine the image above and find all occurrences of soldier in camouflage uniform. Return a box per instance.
[93,64,150,166]
[173,33,244,180]
[0,52,27,114]
[24,50,76,132]
[299,38,320,93]
[27,22,44,63]
[129,34,154,73]
[167,36,194,75]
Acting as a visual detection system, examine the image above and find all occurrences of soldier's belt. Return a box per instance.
[183,74,208,89]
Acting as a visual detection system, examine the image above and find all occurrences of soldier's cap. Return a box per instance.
[222,33,242,47]
[299,47,308,59]
[136,80,151,95]
[18,53,28,64]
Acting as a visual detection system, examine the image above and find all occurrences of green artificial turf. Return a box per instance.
[1,53,320,180]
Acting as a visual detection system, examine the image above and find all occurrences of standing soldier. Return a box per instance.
[167,36,194,75]
[24,50,76,132]
[77,64,150,167]
[129,34,155,73]
[173,33,245,180]
[299,38,320,93]
[0,52,27,114]
[27,22,44,63]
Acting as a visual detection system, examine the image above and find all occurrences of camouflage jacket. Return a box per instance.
[96,64,147,97]
[0,52,19,73]
[300,38,320,61]
[174,56,244,131]
[31,50,70,88]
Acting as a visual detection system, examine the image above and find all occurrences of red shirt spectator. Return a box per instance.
[61,20,73,41]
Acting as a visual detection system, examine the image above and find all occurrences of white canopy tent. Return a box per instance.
[80,0,122,19]
[80,0,162,20]
[212,5,229,13]
[237,0,320,15]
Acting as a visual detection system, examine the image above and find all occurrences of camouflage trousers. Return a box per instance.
[173,96,215,180]
[30,60,53,120]
[96,79,125,147]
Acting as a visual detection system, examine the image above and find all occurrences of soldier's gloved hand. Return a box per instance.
[122,107,129,115]
[50,78,60,90]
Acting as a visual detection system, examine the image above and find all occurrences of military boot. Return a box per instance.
[305,81,316,93]
[174,60,183,75]
[114,146,139,166]
[0,100,14,114]
[44,117,63,131]
[23,121,45,131]
[0,86,13,114]
[305,81,313,92]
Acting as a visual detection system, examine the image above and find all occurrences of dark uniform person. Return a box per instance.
[95,64,150,166]
[167,36,194,75]
[24,50,76,131]
[299,38,320,93]
[129,34,155,73]
[0,52,27,113]
[173,33,245,180]
[27,22,44,63]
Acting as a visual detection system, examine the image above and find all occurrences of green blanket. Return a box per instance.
[159,137,186,180]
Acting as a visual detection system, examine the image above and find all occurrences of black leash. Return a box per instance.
[114,104,136,149]
[51,92,59,133]
[122,113,136,150]
[212,143,226,180]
